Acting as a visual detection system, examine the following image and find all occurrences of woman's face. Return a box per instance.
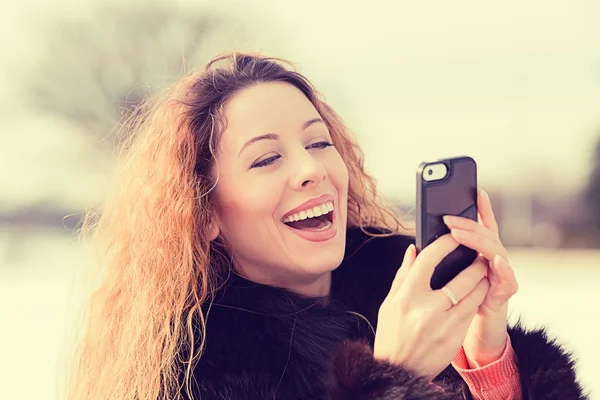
[211,82,349,289]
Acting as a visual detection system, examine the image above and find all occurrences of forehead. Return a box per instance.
[219,82,321,151]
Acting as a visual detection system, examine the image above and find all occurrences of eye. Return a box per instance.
[307,141,333,150]
[249,142,333,169]
[251,155,281,169]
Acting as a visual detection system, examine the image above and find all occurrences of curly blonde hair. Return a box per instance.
[63,52,411,400]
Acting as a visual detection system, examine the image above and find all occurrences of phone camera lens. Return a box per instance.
[428,169,433,176]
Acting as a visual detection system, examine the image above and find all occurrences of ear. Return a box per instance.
[208,217,220,241]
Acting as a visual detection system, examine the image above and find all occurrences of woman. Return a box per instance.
[65,52,588,399]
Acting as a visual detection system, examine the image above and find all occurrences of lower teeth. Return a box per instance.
[284,215,333,231]
[314,219,332,231]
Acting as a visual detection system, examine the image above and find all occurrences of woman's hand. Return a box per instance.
[442,189,519,368]
[374,234,490,382]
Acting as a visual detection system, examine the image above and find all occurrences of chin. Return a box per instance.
[300,248,345,276]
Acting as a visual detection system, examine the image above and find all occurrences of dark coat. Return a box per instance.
[182,227,589,399]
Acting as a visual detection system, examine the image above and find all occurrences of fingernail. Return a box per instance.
[481,189,489,201]
[443,215,457,226]
[451,228,462,239]
[408,244,418,259]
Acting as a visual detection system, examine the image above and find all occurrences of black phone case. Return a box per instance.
[416,156,478,290]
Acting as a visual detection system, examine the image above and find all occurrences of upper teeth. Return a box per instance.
[283,201,334,223]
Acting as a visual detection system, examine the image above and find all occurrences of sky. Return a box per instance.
[1,0,600,211]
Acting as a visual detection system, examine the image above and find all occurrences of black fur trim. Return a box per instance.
[325,339,462,400]
[508,319,590,399]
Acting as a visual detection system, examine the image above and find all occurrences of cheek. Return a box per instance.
[328,153,349,223]
[216,175,281,228]
[329,153,349,193]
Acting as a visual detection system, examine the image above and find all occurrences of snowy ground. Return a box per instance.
[1,230,598,399]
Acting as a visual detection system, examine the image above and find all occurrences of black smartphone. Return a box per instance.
[416,156,478,290]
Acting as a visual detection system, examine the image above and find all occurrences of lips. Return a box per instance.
[282,204,338,242]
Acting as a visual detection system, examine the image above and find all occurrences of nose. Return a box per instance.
[290,151,327,190]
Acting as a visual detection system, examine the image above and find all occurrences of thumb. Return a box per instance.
[389,244,416,296]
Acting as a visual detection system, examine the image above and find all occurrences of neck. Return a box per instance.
[287,271,332,298]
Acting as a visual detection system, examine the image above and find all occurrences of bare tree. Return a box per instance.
[26,3,219,152]
[585,135,600,232]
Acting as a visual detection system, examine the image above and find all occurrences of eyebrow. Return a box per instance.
[238,118,326,156]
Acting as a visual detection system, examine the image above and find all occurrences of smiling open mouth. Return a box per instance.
[282,202,334,231]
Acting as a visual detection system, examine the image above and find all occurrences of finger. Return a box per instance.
[435,256,488,310]
[389,244,416,296]
[443,214,498,242]
[478,189,499,233]
[448,276,490,319]
[450,228,508,262]
[404,234,460,290]
[491,255,519,297]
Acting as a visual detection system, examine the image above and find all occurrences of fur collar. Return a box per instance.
[192,227,414,398]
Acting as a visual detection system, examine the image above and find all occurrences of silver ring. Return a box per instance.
[441,286,458,306]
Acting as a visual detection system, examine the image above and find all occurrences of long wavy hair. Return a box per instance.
[63,52,412,400]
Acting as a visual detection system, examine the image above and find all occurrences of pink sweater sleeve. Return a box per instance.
[451,333,522,400]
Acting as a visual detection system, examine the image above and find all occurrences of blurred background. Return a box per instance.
[1,0,599,398]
